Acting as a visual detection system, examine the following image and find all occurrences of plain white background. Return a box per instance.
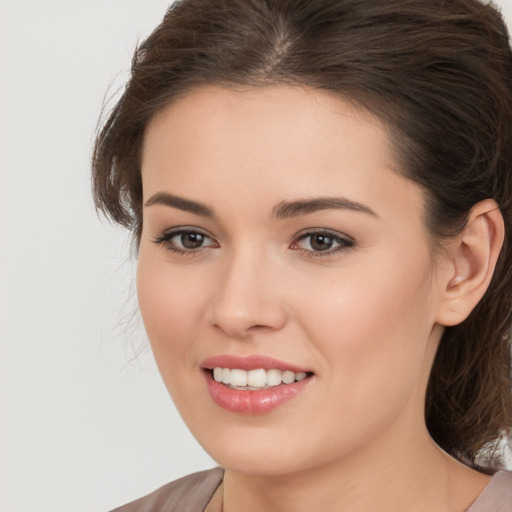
[1,1,511,511]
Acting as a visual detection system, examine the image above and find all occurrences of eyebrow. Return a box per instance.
[144,192,378,220]
[144,192,214,217]
[272,197,378,219]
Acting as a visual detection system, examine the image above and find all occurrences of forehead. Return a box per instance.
[141,85,425,226]
[144,85,391,158]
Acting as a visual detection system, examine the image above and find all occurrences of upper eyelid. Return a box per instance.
[157,226,215,239]
[152,226,354,248]
[291,229,355,256]
[294,228,354,242]
[152,228,219,257]
[152,227,218,249]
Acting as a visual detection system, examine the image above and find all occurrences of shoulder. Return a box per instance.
[467,470,512,512]
[109,467,224,512]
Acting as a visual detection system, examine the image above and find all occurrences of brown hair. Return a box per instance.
[92,0,512,466]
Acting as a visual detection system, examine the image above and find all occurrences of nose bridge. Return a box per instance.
[209,243,286,338]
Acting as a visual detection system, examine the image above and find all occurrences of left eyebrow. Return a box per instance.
[272,197,378,219]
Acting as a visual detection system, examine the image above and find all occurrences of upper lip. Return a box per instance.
[200,354,312,374]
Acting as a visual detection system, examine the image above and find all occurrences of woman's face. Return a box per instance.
[137,86,449,475]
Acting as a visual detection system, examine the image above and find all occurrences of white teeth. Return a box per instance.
[282,371,295,384]
[230,369,248,387]
[213,367,223,382]
[211,367,309,389]
[266,369,282,387]
[247,369,267,388]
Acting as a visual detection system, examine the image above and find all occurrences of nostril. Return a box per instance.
[248,324,274,331]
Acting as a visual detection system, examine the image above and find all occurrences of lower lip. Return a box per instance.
[203,371,312,414]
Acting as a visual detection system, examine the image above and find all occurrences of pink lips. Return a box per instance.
[201,355,310,373]
[201,355,313,415]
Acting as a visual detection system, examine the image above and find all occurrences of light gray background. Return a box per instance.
[1,1,511,511]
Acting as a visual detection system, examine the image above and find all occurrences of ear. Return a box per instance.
[436,199,504,327]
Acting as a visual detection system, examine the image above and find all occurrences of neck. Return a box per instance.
[221,423,489,512]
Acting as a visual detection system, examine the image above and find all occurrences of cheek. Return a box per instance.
[136,250,209,373]
[295,250,435,401]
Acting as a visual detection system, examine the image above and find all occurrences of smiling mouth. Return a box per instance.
[211,367,312,390]
[203,360,314,413]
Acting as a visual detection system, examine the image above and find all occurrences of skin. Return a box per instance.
[137,86,495,512]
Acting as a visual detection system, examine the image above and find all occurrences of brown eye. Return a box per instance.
[309,234,335,251]
[153,228,218,254]
[179,232,206,249]
[293,230,354,256]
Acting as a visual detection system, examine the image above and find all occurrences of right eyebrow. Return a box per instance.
[144,192,214,217]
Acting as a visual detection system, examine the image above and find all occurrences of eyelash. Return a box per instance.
[152,228,217,256]
[291,229,355,257]
[152,228,354,257]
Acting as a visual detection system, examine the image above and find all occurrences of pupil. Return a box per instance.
[311,234,333,251]
[181,232,204,249]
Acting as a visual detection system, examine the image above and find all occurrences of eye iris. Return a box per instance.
[310,234,333,251]
[181,232,204,249]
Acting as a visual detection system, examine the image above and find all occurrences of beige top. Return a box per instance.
[110,467,512,512]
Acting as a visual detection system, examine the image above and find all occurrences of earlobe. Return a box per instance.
[437,199,504,327]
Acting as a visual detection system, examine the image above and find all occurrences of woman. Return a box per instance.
[93,0,512,510]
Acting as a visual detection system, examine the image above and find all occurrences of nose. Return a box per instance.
[207,248,287,339]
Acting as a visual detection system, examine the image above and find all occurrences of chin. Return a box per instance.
[213,449,306,477]
[190,423,322,477]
